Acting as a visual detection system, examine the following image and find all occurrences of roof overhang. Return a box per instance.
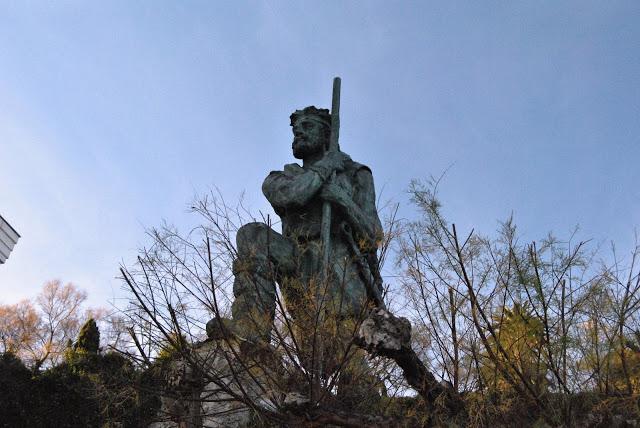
[0,214,20,264]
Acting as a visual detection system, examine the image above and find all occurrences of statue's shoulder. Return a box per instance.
[345,159,372,176]
[343,159,376,194]
[283,163,304,174]
[264,163,303,180]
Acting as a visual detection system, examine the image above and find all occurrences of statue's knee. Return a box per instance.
[232,263,276,307]
[236,222,270,255]
[232,257,269,277]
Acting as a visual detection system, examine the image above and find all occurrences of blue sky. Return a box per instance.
[1,1,639,308]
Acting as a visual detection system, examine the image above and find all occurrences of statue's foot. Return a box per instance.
[206,317,282,373]
[205,316,237,340]
[206,316,270,344]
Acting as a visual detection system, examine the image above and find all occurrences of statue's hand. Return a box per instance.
[320,180,349,206]
[316,151,351,174]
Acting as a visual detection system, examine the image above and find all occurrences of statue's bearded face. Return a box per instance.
[291,118,328,159]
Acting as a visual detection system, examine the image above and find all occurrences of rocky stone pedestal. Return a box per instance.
[149,336,282,428]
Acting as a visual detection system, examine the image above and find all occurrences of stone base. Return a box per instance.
[148,337,284,427]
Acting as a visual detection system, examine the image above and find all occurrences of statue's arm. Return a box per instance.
[262,166,324,210]
[323,168,383,250]
[263,152,352,210]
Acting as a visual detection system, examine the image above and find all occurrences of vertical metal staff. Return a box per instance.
[313,77,341,402]
[321,77,341,274]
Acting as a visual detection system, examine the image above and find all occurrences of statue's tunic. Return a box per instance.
[263,160,380,248]
[230,156,382,343]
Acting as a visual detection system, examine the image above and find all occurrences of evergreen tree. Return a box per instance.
[74,318,99,354]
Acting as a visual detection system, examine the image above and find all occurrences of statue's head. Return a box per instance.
[290,106,331,159]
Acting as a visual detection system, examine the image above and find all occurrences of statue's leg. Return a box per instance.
[330,243,382,407]
[230,222,295,343]
[277,239,366,377]
[329,241,369,317]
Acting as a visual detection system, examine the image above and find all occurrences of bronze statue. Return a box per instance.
[208,82,383,374]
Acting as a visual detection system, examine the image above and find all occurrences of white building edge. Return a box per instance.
[0,214,20,264]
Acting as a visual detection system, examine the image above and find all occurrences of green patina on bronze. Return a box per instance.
[207,81,383,355]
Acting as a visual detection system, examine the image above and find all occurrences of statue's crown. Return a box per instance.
[290,106,331,128]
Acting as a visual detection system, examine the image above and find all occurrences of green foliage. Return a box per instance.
[155,332,188,361]
[60,350,160,427]
[485,303,548,394]
[74,318,100,354]
[0,348,160,427]
[64,317,100,368]
[35,364,101,427]
[0,351,101,427]
[0,352,33,425]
